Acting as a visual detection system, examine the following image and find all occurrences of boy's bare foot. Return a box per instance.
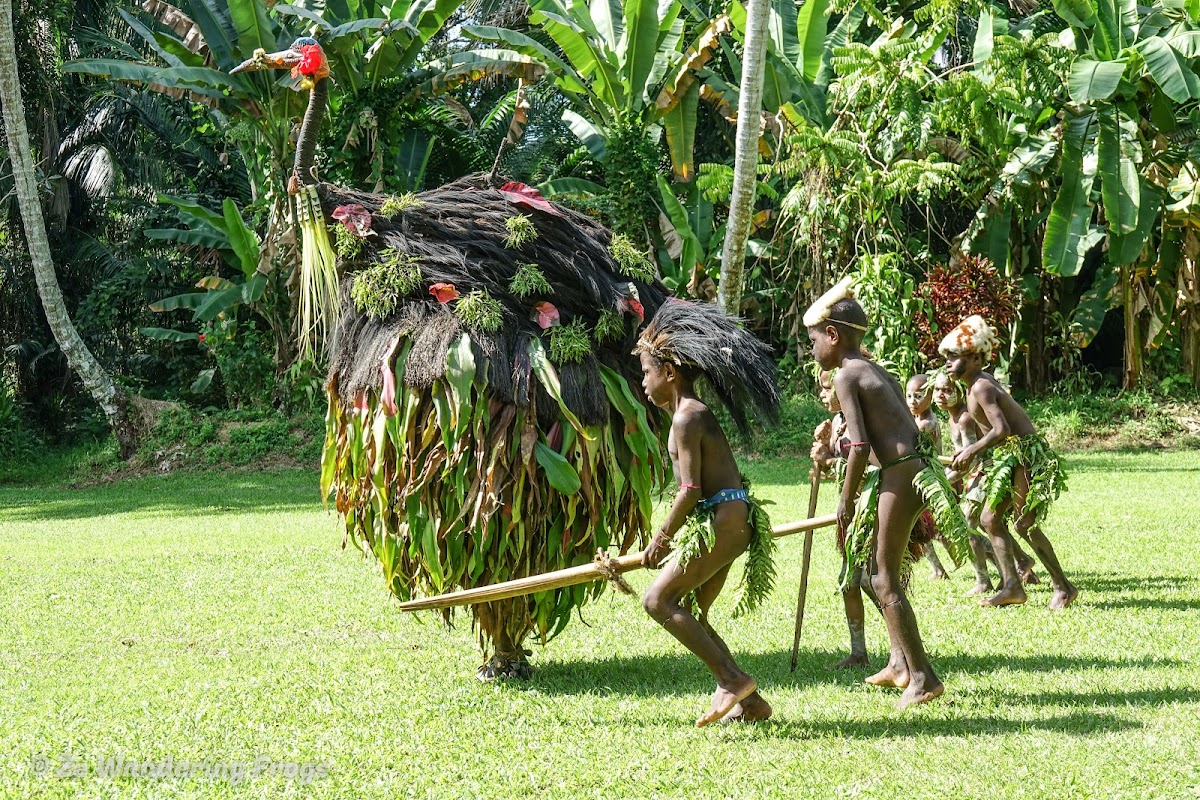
[979,585,1027,607]
[1049,583,1079,609]
[722,693,773,723]
[697,675,757,727]
[827,653,870,670]
[965,581,993,596]
[865,664,909,689]
[1019,563,1040,585]
[897,680,944,709]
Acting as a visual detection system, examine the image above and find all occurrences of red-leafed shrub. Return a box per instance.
[914,255,1020,362]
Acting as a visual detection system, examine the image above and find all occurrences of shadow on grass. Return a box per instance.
[529,650,1185,701]
[761,710,1141,740]
[1090,598,1200,610]
[1072,571,1195,591]
[0,473,319,522]
[524,650,1187,739]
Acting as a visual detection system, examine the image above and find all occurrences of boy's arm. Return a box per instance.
[833,370,871,533]
[642,412,705,568]
[952,382,1010,471]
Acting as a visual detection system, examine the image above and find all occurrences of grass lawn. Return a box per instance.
[1,451,1198,798]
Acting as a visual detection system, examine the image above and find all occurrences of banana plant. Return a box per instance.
[1045,0,1200,383]
[465,0,733,187]
[141,195,267,337]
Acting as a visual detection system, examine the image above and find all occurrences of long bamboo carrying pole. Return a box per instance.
[789,466,822,671]
[398,512,839,612]
[397,456,956,613]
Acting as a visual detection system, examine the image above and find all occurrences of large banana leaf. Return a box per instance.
[1097,106,1141,234]
[796,0,829,81]
[227,0,279,54]
[1053,0,1098,28]
[464,26,590,95]
[1138,36,1200,102]
[1068,58,1126,102]
[1044,113,1099,277]
[619,0,657,109]
[662,80,699,180]
[1109,183,1161,264]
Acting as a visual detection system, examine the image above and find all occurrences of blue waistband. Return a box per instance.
[696,488,749,513]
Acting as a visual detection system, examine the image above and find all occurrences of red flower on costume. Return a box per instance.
[430,283,459,303]
[198,333,206,343]
[332,204,373,237]
[532,301,560,329]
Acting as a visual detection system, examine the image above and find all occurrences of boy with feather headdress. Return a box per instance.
[805,278,970,709]
[942,316,1078,609]
[633,300,779,727]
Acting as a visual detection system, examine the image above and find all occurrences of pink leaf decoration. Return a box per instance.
[499,181,561,216]
[429,283,459,304]
[380,362,398,416]
[532,301,560,329]
[332,204,373,237]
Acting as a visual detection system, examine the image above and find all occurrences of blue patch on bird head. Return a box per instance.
[292,36,320,50]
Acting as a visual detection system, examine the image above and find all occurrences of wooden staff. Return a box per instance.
[397,512,839,612]
[789,465,823,672]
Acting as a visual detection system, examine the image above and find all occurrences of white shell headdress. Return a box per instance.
[802,276,868,331]
[938,315,999,361]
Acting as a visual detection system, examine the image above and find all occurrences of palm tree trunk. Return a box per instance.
[717,0,770,315]
[0,0,142,457]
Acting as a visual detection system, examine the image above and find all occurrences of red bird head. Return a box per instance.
[230,37,330,88]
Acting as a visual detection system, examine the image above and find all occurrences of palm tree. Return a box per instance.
[717,0,770,315]
[0,0,154,457]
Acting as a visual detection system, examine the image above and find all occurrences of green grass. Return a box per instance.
[1,452,1198,798]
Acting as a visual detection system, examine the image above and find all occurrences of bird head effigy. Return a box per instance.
[230,37,330,89]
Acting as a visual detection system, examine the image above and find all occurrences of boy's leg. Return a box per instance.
[642,506,756,726]
[866,470,942,708]
[1011,467,1078,609]
[1012,538,1040,584]
[967,534,994,595]
[829,562,870,669]
[692,566,772,723]
[979,493,1028,607]
[925,545,949,580]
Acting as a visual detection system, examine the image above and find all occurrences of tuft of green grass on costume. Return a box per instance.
[984,433,1067,524]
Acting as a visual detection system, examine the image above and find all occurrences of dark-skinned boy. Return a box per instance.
[943,315,1078,610]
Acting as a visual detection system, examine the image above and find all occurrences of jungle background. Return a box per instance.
[3,0,1200,484]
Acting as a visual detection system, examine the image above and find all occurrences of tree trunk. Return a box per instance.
[717,0,770,315]
[1121,262,1143,389]
[0,0,144,457]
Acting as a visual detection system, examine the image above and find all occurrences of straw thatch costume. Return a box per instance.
[232,39,671,678]
[938,316,1067,525]
[633,300,781,615]
[803,280,970,590]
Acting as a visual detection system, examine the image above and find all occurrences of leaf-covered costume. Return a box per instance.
[839,437,972,590]
[318,177,674,673]
[983,433,1067,524]
[670,483,777,616]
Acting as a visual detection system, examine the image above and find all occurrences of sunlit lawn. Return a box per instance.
[1,451,1197,798]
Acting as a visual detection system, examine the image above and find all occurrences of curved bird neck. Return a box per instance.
[293,77,328,188]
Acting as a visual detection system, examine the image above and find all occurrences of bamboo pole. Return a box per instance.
[789,466,823,672]
[398,512,839,612]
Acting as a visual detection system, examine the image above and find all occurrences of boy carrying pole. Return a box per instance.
[805,278,969,708]
[634,300,780,726]
[941,316,1078,609]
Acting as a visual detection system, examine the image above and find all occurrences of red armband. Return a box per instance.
[846,441,869,448]
[679,483,701,490]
